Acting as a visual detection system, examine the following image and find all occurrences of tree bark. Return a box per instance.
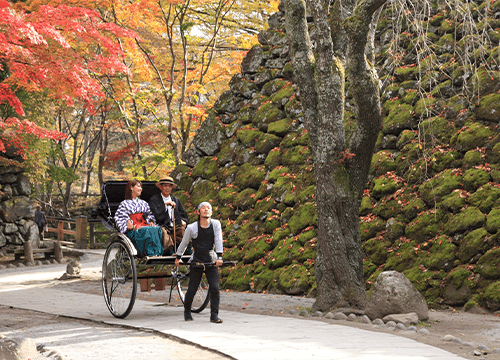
[284,0,386,311]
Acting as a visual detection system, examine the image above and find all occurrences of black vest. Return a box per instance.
[192,221,214,263]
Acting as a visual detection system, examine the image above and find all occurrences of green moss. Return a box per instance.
[382,98,403,116]
[371,174,403,199]
[360,217,385,241]
[382,103,415,135]
[394,143,421,177]
[280,130,310,148]
[414,97,439,118]
[397,130,417,150]
[469,69,500,98]
[281,145,311,166]
[191,156,219,180]
[477,248,500,279]
[444,206,486,236]
[405,210,445,243]
[218,186,238,205]
[419,235,456,271]
[475,93,500,122]
[222,263,252,291]
[283,61,294,78]
[288,202,317,235]
[233,188,258,211]
[277,263,313,295]
[381,83,401,102]
[463,168,491,192]
[458,228,490,263]
[217,138,239,166]
[385,239,418,272]
[486,208,500,234]
[237,105,254,124]
[439,190,467,213]
[213,90,233,114]
[418,169,463,206]
[241,235,273,264]
[419,116,454,144]
[190,180,218,211]
[271,226,293,247]
[264,147,281,167]
[364,237,391,266]
[394,65,417,81]
[255,133,282,154]
[370,150,397,177]
[372,199,401,220]
[250,266,275,292]
[268,238,300,269]
[363,260,378,282]
[359,196,374,216]
[170,164,194,191]
[297,229,316,245]
[384,218,406,243]
[399,196,426,223]
[235,163,266,190]
[268,166,289,182]
[235,219,262,247]
[252,101,284,131]
[469,184,500,213]
[284,95,303,118]
[236,126,264,147]
[272,84,294,106]
[224,245,241,261]
[264,212,281,234]
[480,281,500,311]
[268,118,294,137]
[262,78,289,96]
[401,89,419,105]
[463,149,486,169]
[450,122,495,152]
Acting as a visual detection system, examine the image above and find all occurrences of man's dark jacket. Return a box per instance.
[149,194,188,231]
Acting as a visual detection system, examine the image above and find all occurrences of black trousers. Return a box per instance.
[184,264,220,320]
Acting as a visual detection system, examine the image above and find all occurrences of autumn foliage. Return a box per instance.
[0,0,134,160]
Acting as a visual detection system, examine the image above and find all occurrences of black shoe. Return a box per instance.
[210,318,223,323]
[185,312,193,321]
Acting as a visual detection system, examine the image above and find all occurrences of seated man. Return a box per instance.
[149,177,188,255]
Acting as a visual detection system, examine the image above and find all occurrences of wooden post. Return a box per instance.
[75,216,87,249]
[24,241,34,265]
[89,221,95,249]
[54,241,63,263]
[57,220,64,240]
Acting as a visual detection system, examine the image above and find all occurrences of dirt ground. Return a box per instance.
[2,259,500,360]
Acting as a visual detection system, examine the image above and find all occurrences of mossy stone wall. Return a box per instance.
[168,1,500,310]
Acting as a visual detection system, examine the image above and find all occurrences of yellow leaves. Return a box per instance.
[184,105,205,118]
[186,82,207,95]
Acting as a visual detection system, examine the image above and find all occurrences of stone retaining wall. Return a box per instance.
[0,163,39,253]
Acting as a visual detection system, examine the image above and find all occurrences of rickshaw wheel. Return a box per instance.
[174,265,210,313]
[102,239,137,318]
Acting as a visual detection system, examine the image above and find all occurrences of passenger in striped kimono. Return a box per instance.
[114,180,163,257]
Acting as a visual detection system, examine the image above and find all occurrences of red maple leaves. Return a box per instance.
[0,0,135,159]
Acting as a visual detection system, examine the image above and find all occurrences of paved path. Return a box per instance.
[0,250,468,360]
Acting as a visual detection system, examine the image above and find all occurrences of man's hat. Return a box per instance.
[156,176,177,188]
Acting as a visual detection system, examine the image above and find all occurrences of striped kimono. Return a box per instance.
[114,198,163,257]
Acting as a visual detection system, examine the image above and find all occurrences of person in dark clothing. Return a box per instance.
[175,201,224,323]
[148,177,188,255]
[34,205,47,241]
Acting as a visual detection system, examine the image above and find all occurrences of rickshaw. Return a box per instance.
[94,180,231,319]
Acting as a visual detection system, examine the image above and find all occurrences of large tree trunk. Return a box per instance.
[284,0,385,311]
